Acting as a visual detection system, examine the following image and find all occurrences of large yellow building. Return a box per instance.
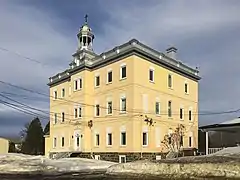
[45,17,201,162]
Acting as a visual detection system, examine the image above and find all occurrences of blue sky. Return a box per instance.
[0,0,240,137]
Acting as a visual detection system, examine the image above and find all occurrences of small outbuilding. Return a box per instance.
[0,137,9,154]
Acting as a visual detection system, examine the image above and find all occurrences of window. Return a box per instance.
[180,108,184,120]
[168,101,172,117]
[119,155,126,163]
[142,132,148,146]
[74,80,78,90]
[76,137,80,147]
[120,97,126,113]
[149,69,154,82]
[95,155,100,160]
[107,133,112,145]
[168,74,172,88]
[107,101,112,114]
[120,65,126,79]
[79,107,82,118]
[95,104,100,116]
[54,91,57,99]
[62,112,65,122]
[155,102,160,115]
[54,113,57,124]
[62,88,65,98]
[185,83,188,94]
[53,137,57,148]
[108,71,112,83]
[79,79,82,89]
[121,132,126,146]
[189,110,192,121]
[74,108,78,118]
[189,136,192,147]
[96,134,100,146]
[61,137,65,147]
[95,76,100,87]
[180,135,183,147]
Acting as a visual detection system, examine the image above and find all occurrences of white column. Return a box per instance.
[205,131,209,155]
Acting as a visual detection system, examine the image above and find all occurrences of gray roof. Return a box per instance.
[48,39,201,87]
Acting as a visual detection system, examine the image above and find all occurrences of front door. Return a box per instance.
[74,130,81,151]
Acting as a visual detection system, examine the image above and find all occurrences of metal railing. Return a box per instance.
[208,147,224,154]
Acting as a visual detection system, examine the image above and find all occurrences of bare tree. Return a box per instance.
[161,124,185,158]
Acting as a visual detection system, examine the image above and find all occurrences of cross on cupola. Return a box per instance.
[77,14,95,51]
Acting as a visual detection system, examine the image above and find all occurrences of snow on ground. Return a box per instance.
[107,147,240,178]
[208,146,240,156]
[0,153,116,173]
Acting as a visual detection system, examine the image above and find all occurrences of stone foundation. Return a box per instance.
[71,152,167,163]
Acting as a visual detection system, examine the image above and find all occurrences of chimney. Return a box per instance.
[166,46,177,59]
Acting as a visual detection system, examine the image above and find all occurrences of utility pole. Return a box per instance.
[88,120,93,159]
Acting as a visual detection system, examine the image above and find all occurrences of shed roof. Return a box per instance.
[199,117,240,132]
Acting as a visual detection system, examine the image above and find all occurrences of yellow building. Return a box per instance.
[45,17,201,162]
[0,137,9,154]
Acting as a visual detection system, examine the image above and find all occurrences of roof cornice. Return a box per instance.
[48,39,201,87]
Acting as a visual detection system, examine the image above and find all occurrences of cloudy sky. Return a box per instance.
[0,0,240,137]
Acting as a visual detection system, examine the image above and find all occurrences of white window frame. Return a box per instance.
[184,80,189,94]
[53,90,57,100]
[142,127,148,147]
[53,137,57,148]
[119,155,126,163]
[155,101,160,115]
[120,94,126,113]
[189,107,193,121]
[149,67,155,82]
[61,88,65,98]
[106,101,113,115]
[95,104,100,116]
[107,69,113,84]
[61,112,65,122]
[53,113,57,124]
[189,132,193,148]
[95,75,100,87]
[74,78,82,91]
[95,133,100,146]
[120,63,127,80]
[78,106,82,118]
[95,155,100,160]
[180,106,184,120]
[168,74,173,89]
[168,100,172,118]
[106,128,112,146]
[74,79,78,91]
[61,136,65,147]
[120,126,126,146]
[74,107,78,119]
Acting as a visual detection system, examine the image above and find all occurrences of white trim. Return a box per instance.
[120,94,127,113]
[53,90,57,100]
[53,137,57,148]
[149,67,155,82]
[184,80,189,94]
[107,70,113,84]
[168,74,173,89]
[95,133,100,146]
[120,63,126,67]
[119,155,126,163]
[95,75,100,87]
[180,107,184,120]
[106,98,113,115]
[94,72,100,76]
[95,155,100,160]
[189,107,193,121]
[120,63,127,79]
[142,131,148,146]
[61,88,65,98]
[155,101,161,115]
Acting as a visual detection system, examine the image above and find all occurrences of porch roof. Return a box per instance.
[199,117,240,132]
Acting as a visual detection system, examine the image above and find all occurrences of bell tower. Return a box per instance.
[77,14,95,51]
